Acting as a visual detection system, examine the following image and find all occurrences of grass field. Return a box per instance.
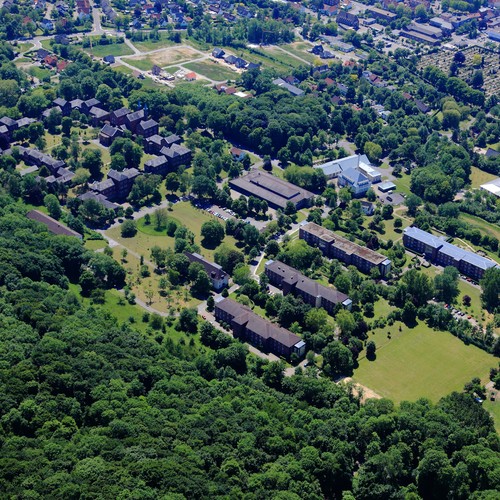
[261,46,308,68]
[470,166,497,189]
[27,66,53,81]
[222,46,293,73]
[76,42,134,58]
[123,47,200,71]
[460,213,500,243]
[130,34,176,52]
[280,42,316,64]
[106,202,238,261]
[40,39,54,51]
[354,320,496,403]
[84,239,107,251]
[183,60,238,81]
[392,173,412,196]
[483,399,500,433]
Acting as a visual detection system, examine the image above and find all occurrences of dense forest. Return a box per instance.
[0,198,498,498]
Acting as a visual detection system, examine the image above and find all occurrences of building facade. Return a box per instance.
[300,222,392,277]
[214,298,306,359]
[403,226,499,280]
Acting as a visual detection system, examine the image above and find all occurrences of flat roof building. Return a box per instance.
[378,181,396,193]
[229,171,314,210]
[480,178,500,198]
[214,297,306,359]
[265,260,352,314]
[403,226,499,280]
[300,222,391,277]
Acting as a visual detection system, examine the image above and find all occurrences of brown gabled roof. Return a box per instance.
[27,210,82,239]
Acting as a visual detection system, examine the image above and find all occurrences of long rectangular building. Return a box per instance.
[214,298,306,359]
[300,222,391,277]
[403,226,499,280]
[229,171,314,210]
[265,260,352,313]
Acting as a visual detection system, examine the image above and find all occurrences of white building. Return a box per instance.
[480,178,500,198]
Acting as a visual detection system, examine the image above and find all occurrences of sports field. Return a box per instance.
[354,319,496,403]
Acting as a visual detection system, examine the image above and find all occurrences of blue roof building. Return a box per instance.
[403,226,499,280]
[338,167,371,197]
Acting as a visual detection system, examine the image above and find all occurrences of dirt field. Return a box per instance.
[124,47,202,69]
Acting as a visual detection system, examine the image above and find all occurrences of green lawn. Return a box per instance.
[76,42,134,58]
[112,64,136,76]
[280,42,316,64]
[222,46,292,73]
[483,399,500,434]
[27,66,53,81]
[470,166,497,189]
[40,39,54,51]
[106,202,238,261]
[392,173,412,197]
[460,213,500,243]
[354,320,497,403]
[183,60,238,81]
[130,34,176,52]
[261,46,308,68]
[84,239,107,251]
[121,56,154,71]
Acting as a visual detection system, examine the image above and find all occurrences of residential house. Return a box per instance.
[185,252,229,291]
[44,54,58,67]
[144,155,170,176]
[78,191,119,211]
[125,109,146,133]
[160,143,192,168]
[52,97,71,116]
[136,119,159,138]
[212,47,225,58]
[40,19,54,31]
[82,98,102,114]
[300,222,392,277]
[185,72,196,81]
[272,78,304,96]
[88,107,110,126]
[230,147,246,161]
[98,124,123,146]
[214,298,306,359]
[265,260,352,314]
[403,226,499,280]
[70,99,84,112]
[110,107,131,127]
[103,55,115,64]
[151,64,162,76]
[337,11,359,29]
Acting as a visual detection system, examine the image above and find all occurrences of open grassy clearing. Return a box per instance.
[392,173,412,196]
[280,42,316,63]
[84,239,107,251]
[354,319,496,403]
[470,166,497,189]
[460,213,500,243]
[106,202,239,262]
[261,45,308,67]
[76,42,134,58]
[26,66,53,81]
[109,247,201,313]
[40,39,54,51]
[129,34,176,52]
[483,399,500,434]
[222,46,292,73]
[123,47,201,71]
[183,60,238,81]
